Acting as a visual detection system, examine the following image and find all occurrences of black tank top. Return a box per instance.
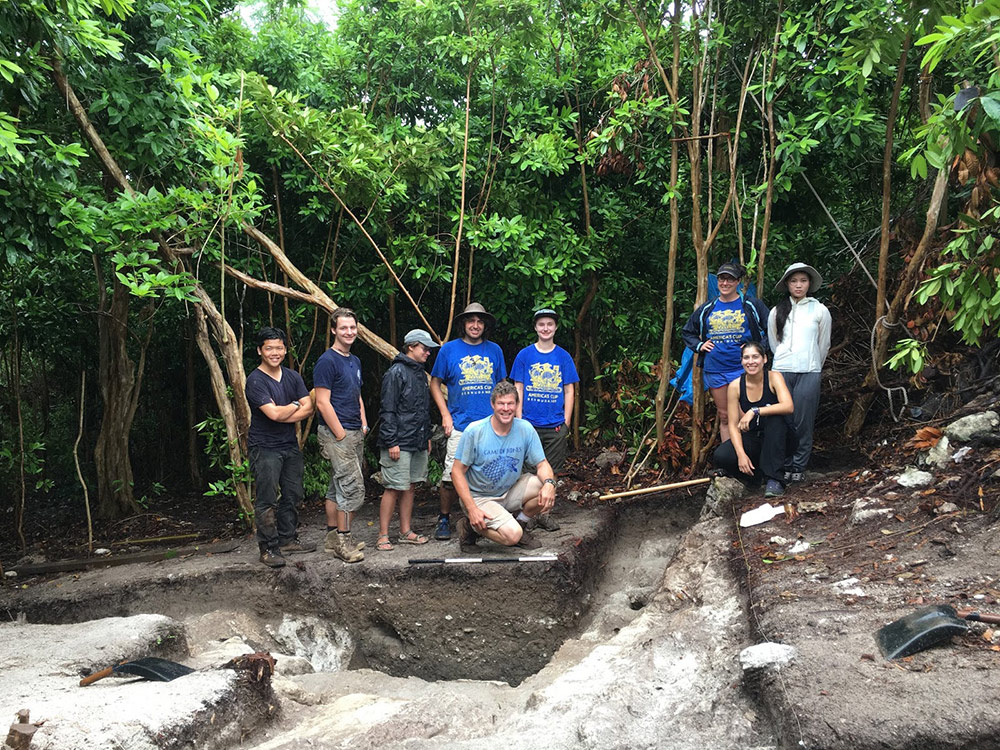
[739,373,776,433]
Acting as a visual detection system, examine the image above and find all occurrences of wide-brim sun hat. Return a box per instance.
[454,302,496,331]
[774,262,822,293]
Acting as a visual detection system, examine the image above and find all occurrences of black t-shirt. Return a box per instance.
[246,366,309,449]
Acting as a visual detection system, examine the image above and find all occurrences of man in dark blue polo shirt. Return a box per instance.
[246,327,316,568]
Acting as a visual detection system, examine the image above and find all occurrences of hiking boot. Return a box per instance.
[785,472,804,484]
[764,479,785,498]
[457,517,479,552]
[324,531,364,563]
[260,548,286,568]
[279,537,317,555]
[434,514,452,540]
[323,530,365,552]
[533,513,560,532]
[515,521,542,550]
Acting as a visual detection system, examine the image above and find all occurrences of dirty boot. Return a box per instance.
[323,529,365,553]
[515,521,542,550]
[325,531,364,563]
[259,548,286,568]
[457,517,479,553]
[533,513,560,532]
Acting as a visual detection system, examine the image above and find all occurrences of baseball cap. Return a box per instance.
[716,262,745,279]
[533,308,558,323]
[402,329,440,348]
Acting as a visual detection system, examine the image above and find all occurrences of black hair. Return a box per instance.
[256,326,287,348]
[773,296,792,344]
[740,340,768,359]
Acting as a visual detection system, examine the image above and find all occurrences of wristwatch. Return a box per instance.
[751,407,761,418]
[292,400,301,407]
[543,478,557,486]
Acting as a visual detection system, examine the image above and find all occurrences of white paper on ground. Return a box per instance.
[739,502,784,527]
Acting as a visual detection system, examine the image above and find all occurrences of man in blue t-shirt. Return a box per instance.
[314,308,369,564]
[511,308,579,533]
[429,302,507,541]
[452,381,557,552]
[245,327,316,568]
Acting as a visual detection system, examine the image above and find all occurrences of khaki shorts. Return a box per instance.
[471,474,540,531]
[317,426,366,513]
[379,448,429,490]
[440,429,464,483]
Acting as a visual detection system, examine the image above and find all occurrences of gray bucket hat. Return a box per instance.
[402,329,439,348]
[774,262,822,293]
[454,302,496,330]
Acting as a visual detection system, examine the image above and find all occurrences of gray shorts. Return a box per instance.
[471,474,540,531]
[317,425,366,513]
[440,429,463,483]
[379,448,429,490]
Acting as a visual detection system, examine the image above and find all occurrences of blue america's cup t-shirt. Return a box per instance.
[703,298,750,375]
[313,348,363,430]
[511,344,580,428]
[455,417,546,497]
[430,339,507,432]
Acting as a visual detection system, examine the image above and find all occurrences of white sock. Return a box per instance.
[516,511,530,523]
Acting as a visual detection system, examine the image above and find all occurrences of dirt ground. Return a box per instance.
[3,389,1000,748]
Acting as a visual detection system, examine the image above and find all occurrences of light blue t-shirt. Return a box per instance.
[430,339,507,432]
[455,417,545,497]
[511,344,579,428]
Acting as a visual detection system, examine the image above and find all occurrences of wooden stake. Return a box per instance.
[598,477,711,501]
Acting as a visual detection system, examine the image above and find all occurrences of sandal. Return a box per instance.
[397,530,429,545]
[376,535,394,551]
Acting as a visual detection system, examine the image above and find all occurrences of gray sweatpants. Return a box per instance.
[779,371,822,472]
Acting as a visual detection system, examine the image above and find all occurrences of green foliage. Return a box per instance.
[195,415,251,509]
[885,337,928,375]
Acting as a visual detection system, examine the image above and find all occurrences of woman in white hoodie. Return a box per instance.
[768,263,831,482]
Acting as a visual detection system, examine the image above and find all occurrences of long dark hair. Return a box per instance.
[774,296,792,344]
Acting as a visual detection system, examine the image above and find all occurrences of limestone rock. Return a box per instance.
[895,467,934,488]
[945,410,999,442]
[594,450,624,470]
[703,476,746,519]
[850,497,892,525]
[739,642,797,671]
[923,435,952,468]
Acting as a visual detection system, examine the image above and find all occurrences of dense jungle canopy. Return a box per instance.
[1,0,998,537]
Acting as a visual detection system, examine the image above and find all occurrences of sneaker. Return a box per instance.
[279,538,317,555]
[764,480,785,498]
[786,472,804,484]
[515,521,542,550]
[434,514,452,540]
[533,513,560,532]
[457,517,479,552]
[324,531,364,563]
[260,548,286,568]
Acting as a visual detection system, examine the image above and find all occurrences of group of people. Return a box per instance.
[244,260,829,567]
[245,303,578,568]
[682,261,832,498]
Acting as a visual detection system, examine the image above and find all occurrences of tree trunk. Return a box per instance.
[755,5,783,294]
[844,167,949,437]
[876,33,911,320]
[655,0,683,449]
[94,274,142,519]
[186,323,203,489]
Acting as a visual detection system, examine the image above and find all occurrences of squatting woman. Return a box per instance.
[712,341,795,498]
[767,263,831,482]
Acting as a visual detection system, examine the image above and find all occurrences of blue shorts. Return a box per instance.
[703,368,742,390]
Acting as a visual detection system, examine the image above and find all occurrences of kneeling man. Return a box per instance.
[452,381,557,551]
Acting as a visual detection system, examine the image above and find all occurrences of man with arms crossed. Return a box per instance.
[245,327,316,568]
[430,302,507,540]
[314,308,369,563]
[453,381,557,551]
[511,307,579,532]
